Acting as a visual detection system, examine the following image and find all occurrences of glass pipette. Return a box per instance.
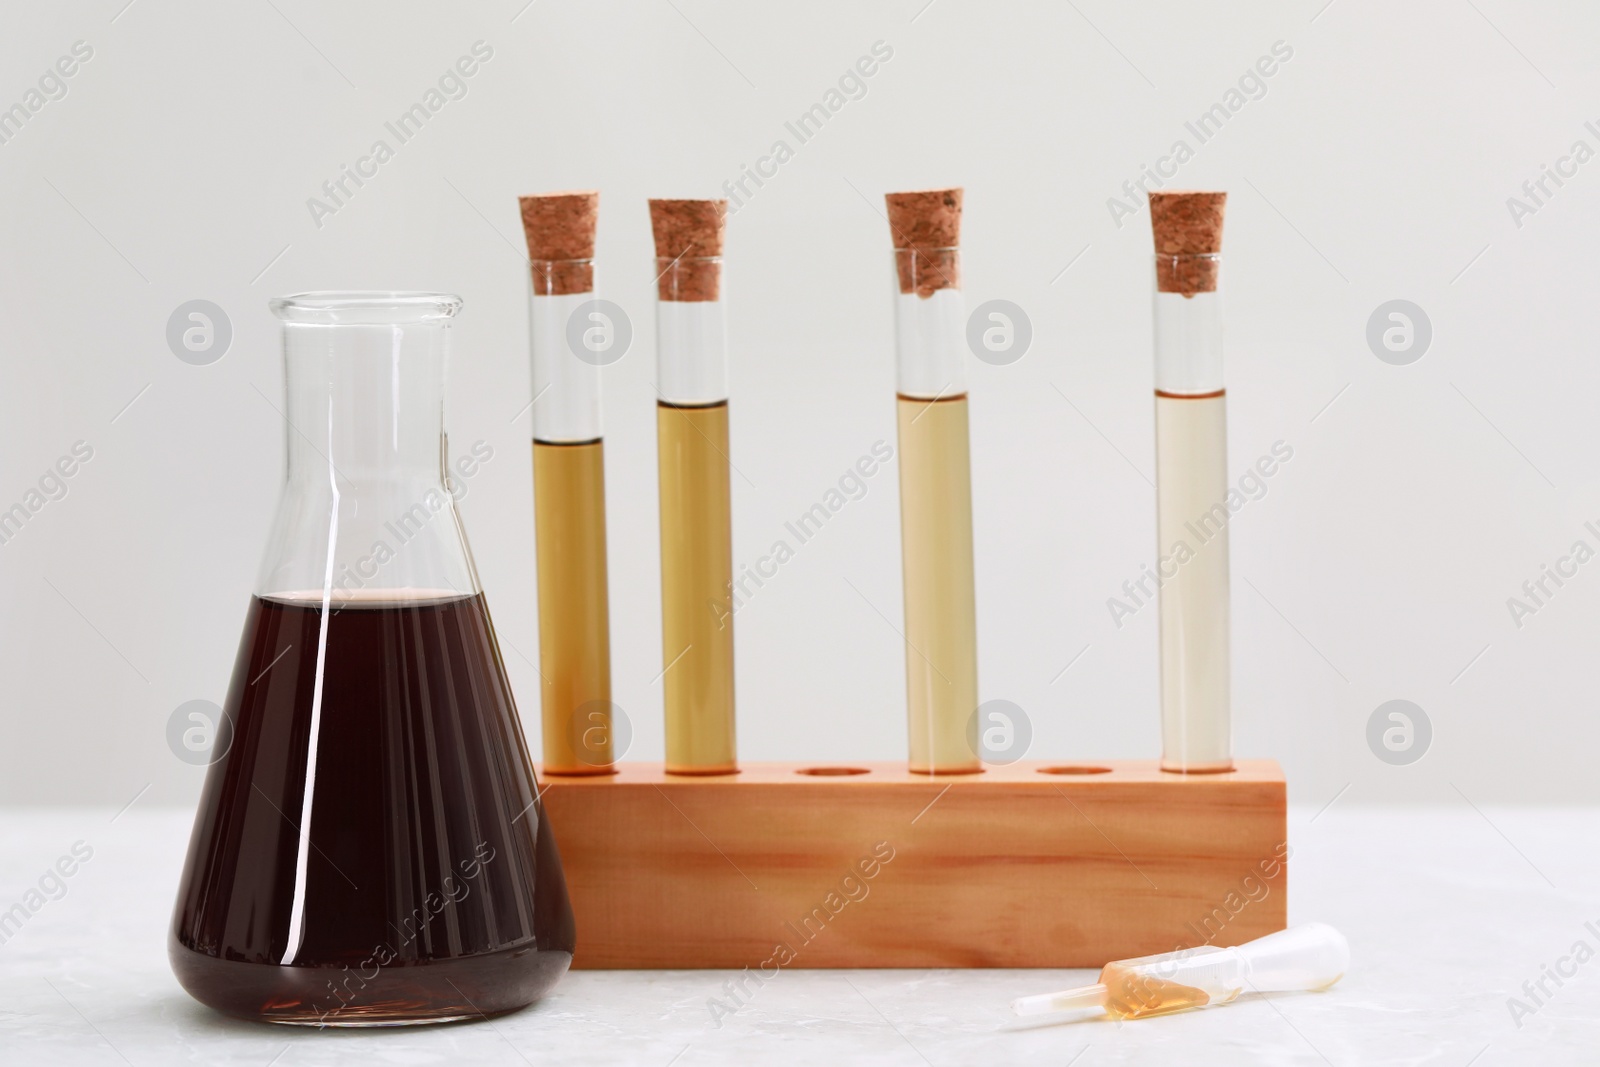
[1012,923,1349,1022]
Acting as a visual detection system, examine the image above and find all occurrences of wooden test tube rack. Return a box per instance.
[540,759,1287,969]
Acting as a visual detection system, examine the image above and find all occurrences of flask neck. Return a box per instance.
[282,320,448,487]
[259,293,476,602]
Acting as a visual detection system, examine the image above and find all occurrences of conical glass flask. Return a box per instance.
[170,292,574,1026]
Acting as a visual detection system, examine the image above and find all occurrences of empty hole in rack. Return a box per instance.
[796,766,871,777]
[1037,765,1113,776]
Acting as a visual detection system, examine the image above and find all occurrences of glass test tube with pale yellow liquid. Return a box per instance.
[651,198,736,774]
[887,188,980,774]
[528,255,615,774]
[656,392,735,772]
[896,383,978,773]
[1149,189,1234,773]
[519,191,616,776]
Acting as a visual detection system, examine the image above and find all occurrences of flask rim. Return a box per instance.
[269,291,462,325]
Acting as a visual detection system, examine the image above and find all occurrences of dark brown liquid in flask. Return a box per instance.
[172,291,573,1025]
[170,592,574,1024]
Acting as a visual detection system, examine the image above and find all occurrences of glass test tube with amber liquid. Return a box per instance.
[650,199,736,774]
[1149,190,1233,773]
[886,189,980,774]
[520,192,614,774]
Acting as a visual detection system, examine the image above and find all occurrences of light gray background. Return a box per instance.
[2,0,1593,806]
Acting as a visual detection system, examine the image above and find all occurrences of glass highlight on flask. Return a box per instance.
[1012,923,1349,1022]
[649,199,737,775]
[885,188,980,775]
[169,293,575,1026]
[1149,191,1233,774]
[519,192,615,774]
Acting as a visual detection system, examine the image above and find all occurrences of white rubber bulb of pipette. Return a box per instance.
[1237,922,1350,992]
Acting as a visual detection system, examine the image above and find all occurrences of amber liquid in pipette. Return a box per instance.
[657,400,736,773]
[1100,961,1213,1019]
[895,393,980,774]
[1154,390,1233,773]
[533,439,614,773]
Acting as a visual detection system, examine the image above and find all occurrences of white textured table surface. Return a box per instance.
[2,806,1596,1065]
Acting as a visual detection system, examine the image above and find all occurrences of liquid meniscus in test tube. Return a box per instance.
[650,198,737,775]
[885,188,980,775]
[519,191,615,774]
[1149,190,1233,774]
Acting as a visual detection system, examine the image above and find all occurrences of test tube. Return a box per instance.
[1149,190,1233,773]
[519,191,615,774]
[885,189,980,775]
[650,198,737,775]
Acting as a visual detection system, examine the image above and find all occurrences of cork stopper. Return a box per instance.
[885,188,962,298]
[519,191,598,295]
[648,199,727,302]
[1149,190,1226,297]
